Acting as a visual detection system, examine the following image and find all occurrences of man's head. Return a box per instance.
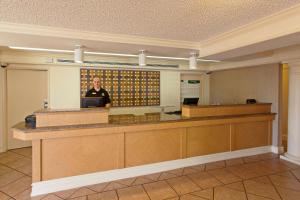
[93,76,101,90]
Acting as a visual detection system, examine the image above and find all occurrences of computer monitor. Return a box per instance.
[81,97,105,108]
[183,98,199,105]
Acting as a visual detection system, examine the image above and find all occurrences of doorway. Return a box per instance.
[7,68,48,149]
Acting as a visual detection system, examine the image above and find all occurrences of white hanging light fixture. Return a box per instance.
[74,45,84,63]
[139,50,146,66]
[189,52,198,69]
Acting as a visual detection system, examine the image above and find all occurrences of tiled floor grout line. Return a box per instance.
[241,180,249,200]
[288,169,300,182]
[8,150,32,159]
[115,188,120,200]
[141,184,152,200]
[0,161,32,178]
[85,184,106,194]
[212,185,215,200]
[206,170,232,186]
[189,192,210,200]
[184,174,204,191]
[266,175,284,200]
[0,190,15,200]
[164,179,180,199]
[245,192,274,200]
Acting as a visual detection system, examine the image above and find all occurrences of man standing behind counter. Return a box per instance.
[85,76,111,108]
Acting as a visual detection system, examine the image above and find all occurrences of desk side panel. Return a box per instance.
[232,121,270,150]
[124,128,186,167]
[186,125,231,157]
[41,132,124,180]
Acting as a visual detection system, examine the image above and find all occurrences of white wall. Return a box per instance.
[210,64,280,146]
[160,71,181,112]
[49,67,80,109]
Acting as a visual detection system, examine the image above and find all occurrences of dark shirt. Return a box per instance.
[85,88,111,106]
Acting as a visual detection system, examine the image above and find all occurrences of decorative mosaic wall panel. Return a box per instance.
[80,68,160,107]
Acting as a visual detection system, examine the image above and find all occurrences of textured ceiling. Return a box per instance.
[1,0,300,42]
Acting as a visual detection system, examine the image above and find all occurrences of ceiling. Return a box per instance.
[1,0,300,63]
[1,0,300,42]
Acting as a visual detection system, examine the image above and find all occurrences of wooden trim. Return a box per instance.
[32,140,42,182]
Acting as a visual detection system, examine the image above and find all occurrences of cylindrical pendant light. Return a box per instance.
[189,53,198,69]
[139,50,146,66]
[74,45,84,63]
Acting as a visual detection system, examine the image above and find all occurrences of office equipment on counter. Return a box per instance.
[81,97,105,108]
[183,98,199,106]
[25,114,36,128]
[246,99,257,104]
[165,110,182,115]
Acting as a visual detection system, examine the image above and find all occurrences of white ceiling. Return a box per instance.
[1,0,300,42]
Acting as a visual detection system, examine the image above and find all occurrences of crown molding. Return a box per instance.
[200,4,300,57]
[0,22,201,50]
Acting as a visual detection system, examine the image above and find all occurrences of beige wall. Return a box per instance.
[210,64,280,146]
[181,73,210,105]
[49,66,81,109]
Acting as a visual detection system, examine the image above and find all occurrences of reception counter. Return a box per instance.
[13,103,275,194]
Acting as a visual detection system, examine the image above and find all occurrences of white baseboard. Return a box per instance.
[280,154,300,165]
[31,145,272,196]
[271,145,284,154]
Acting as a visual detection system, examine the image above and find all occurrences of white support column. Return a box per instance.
[281,60,300,164]
[0,67,7,153]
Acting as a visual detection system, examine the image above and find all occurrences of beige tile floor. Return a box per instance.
[1,148,300,200]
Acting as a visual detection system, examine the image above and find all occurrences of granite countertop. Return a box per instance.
[182,103,271,108]
[34,107,109,114]
[13,112,276,133]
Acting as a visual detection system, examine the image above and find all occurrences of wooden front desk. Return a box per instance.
[13,104,275,182]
